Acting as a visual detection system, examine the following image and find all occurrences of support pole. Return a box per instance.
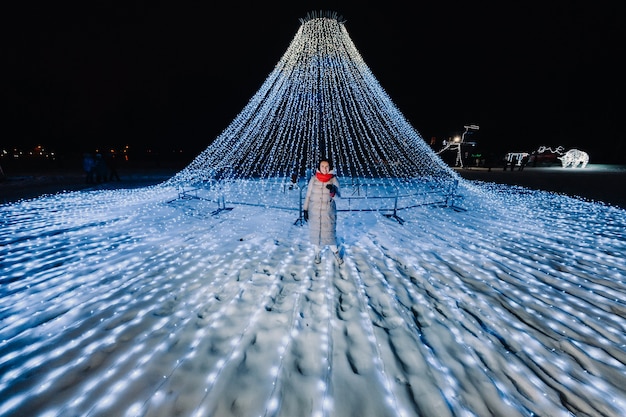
[294,186,305,226]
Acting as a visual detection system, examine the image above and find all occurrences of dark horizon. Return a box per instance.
[4,2,625,164]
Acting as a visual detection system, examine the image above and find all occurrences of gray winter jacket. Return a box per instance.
[303,173,340,246]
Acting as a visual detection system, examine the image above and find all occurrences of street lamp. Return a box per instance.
[455,125,479,167]
[435,124,480,168]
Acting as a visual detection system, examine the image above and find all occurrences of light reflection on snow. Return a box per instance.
[0,180,625,416]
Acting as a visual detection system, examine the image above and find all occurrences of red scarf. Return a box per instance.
[316,172,333,183]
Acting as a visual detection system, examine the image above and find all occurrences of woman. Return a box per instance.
[303,159,343,265]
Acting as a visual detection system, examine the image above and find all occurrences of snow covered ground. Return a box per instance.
[1,178,625,417]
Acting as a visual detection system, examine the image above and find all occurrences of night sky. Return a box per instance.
[4,1,625,164]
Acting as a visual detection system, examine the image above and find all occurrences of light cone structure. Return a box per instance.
[167,11,460,213]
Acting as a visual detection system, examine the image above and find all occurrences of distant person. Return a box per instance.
[519,154,529,171]
[83,153,95,184]
[106,153,121,181]
[94,153,107,183]
[484,152,495,172]
[288,172,298,190]
[303,159,343,265]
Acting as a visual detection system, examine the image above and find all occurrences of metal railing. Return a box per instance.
[174,177,463,224]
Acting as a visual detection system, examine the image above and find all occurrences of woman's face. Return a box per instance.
[319,161,330,174]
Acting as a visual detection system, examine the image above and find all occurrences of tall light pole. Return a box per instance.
[455,124,479,168]
[436,124,479,168]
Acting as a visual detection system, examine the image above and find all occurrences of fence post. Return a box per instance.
[394,193,398,217]
[383,188,405,224]
[294,186,305,226]
[445,179,459,207]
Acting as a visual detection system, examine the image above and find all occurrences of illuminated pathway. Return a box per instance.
[1,181,625,416]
